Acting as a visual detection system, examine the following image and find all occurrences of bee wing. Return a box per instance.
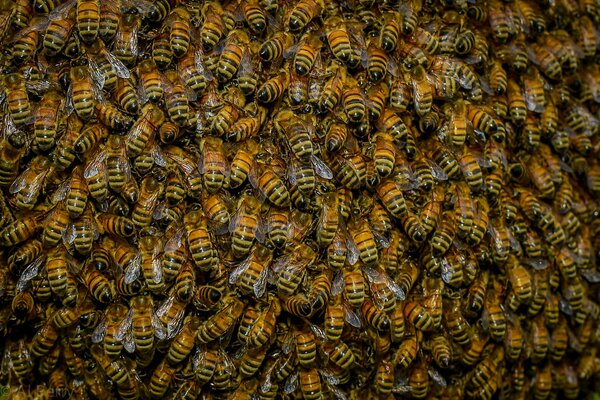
[310,324,326,341]
[152,310,167,340]
[345,234,360,266]
[428,368,447,388]
[91,317,108,343]
[124,328,136,353]
[331,271,344,296]
[365,267,405,300]
[115,308,133,341]
[151,254,163,284]
[105,51,131,79]
[16,257,44,292]
[164,227,186,251]
[343,303,362,328]
[254,266,269,298]
[311,154,333,179]
[51,180,71,203]
[124,252,142,284]
[137,80,149,105]
[83,151,107,179]
[228,256,251,285]
[150,144,167,167]
[163,148,196,176]
[283,372,299,395]
[166,310,185,340]
[8,171,29,195]
[88,58,106,91]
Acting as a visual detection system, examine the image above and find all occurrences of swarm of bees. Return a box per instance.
[0,0,599,398]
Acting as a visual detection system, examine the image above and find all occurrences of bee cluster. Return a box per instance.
[0,0,600,398]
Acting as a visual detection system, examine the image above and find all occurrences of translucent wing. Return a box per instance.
[124,329,135,353]
[429,368,447,387]
[331,270,344,296]
[344,303,362,328]
[106,51,131,79]
[254,267,269,298]
[284,373,299,394]
[228,256,251,285]
[124,253,142,284]
[311,154,333,179]
[88,58,106,90]
[16,257,44,292]
[346,235,360,266]
[91,317,108,343]
[115,309,133,341]
[152,311,167,340]
[364,267,404,299]
[83,151,106,179]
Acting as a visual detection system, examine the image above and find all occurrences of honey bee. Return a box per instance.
[197,294,244,343]
[217,29,249,84]
[113,7,140,67]
[130,175,163,229]
[272,243,315,297]
[9,156,53,211]
[230,243,272,298]
[68,64,97,120]
[2,73,31,127]
[198,136,229,194]
[223,192,259,254]
[287,0,323,32]
[293,33,322,76]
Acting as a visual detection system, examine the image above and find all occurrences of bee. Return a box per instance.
[2,73,31,127]
[273,243,316,297]
[227,192,262,258]
[9,156,53,211]
[11,0,32,29]
[294,33,322,76]
[184,210,218,272]
[41,5,76,56]
[12,17,44,65]
[0,212,41,247]
[67,64,99,120]
[74,0,100,44]
[288,0,323,32]
[74,122,107,155]
[427,139,460,180]
[249,161,290,208]
[324,16,357,65]
[162,70,192,127]
[137,59,164,103]
[126,104,165,158]
[33,90,64,151]
[458,150,483,191]
[197,295,245,343]
[257,69,289,105]
[259,30,293,63]
[217,29,249,84]
[466,103,497,137]
[113,8,140,67]
[575,15,598,58]
[64,203,98,255]
[131,175,163,229]
[163,145,202,194]
[165,7,191,59]
[200,2,225,51]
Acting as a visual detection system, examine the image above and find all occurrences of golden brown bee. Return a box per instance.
[217,29,249,84]
[3,73,31,127]
[9,156,53,211]
[287,0,324,32]
[69,64,96,120]
[126,103,164,159]
[198,136,228,194]
[113,8,140,67]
